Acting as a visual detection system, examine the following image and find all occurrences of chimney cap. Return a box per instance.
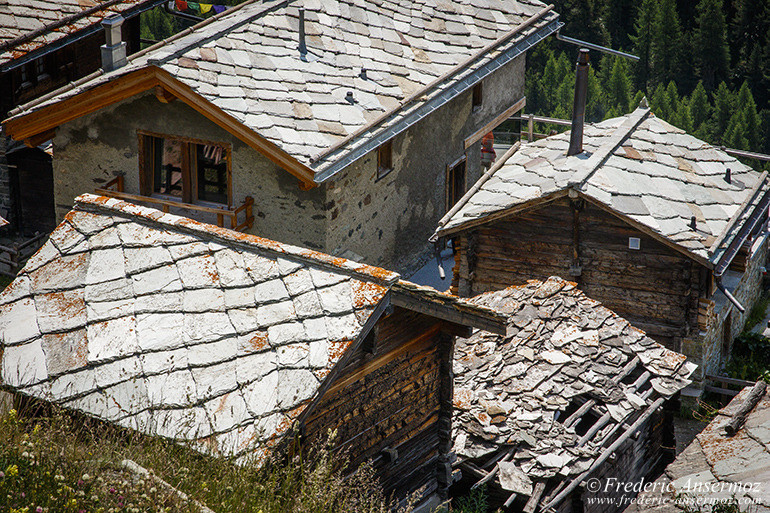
[577,48,590,64]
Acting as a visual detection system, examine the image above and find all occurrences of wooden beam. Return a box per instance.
[24,128,55,148]
[724,380,766,436]
[440,322,474,338]
[391,290,506,336]
[4,66,318,188]
[5,67,159,141]
[154,85,176,103]
[524,482,546,513]
[464,97,526,149]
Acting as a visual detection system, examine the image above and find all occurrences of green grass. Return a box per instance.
[0,404,414,513]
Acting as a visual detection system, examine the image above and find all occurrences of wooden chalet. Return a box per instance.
[0,193,505,507]
[451,277,695,513]
[2,0,561,274]
[0,0,164,235]
[431,104,770,382]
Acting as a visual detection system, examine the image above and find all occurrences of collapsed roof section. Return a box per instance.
[433,105,768,271]
[0,193,501,463]
[4,0,559,185]
[452,277,696,510]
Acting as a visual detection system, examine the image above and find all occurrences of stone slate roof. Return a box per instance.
[452,277,695,506]
[433,105,767,267]
[0,0,161,67]
[0,193,496,463]
[625,385,770,513]
[7,0,559,180]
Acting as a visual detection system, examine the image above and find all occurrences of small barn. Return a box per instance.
[0,193,505,508]
[432,104,769,381]
[451,277,695,513]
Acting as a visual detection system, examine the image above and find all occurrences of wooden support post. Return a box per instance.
[725,381,766,436]
[528,113,534,142]
[524,482,546,513]
[569,194,582,278]
[436,332,455,498]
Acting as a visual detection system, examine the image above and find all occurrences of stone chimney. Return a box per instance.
[101,14,127,72]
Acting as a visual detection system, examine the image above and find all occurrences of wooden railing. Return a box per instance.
[0,232,48,278]
[96,176,255,233]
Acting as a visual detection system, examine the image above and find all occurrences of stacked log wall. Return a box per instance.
[453,198,703,351]
[301,307,449,503]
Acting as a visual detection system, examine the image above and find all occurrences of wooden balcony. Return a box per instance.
[95,176,255,233]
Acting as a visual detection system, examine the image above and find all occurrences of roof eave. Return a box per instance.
[3,66,317,187]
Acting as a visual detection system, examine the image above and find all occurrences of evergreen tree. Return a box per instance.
[630,0,656,91]
[649,83,671,119]
[692,0,730,91]
[650,0,684,88]
[140,7,175,45]
[689,82,711,129]
[712,82,736,143]
[601,0,637,50]
[605,57,632,114]
[737,81,762,150]
[673,98,694,132]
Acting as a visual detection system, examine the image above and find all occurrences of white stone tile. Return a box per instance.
[277,343,310,367]
[1,339,47,387]
[41,330,88,376]
[276,257,303,276]
[275,368,317,410]
[103,377,148,421]
[167,241,210,261]
[151,407,212,440]
[242,252,279,282]
[235,351,277,385]
[133,291,183,314]
[183,288,226,312]
[87,316,139,363]
[241,370,279,416]
[87,225,122,250]
[253,278,290,303]
[86,247,126,285]
[18,241,60,275]
[283,268,314,296]
[136,312,185,352]
[303,317,328,341]
[50,370,98,400]
[146,369,197,407]
[48,222,87,254]
[224,287,255,309]
[324,313,362,341]
[309,268,348,288]
[84,277,134,303]
[67,210,115,235]
[192,359,237,399]
[93,356,141,389]
[256,300,296,327]
[86,297,134,323]
[125,245,173,275]
[214,250,252,287]
[65,391,110,421]
[205,390,250,433]
[308,340,328,368]
[187,337,237,367]
[0,297,40,345]
[268,322,307,346]
[28,252,88,292]
[183,312,236,344]
[317,281,353,314]
[140,346,189,375]
[132,264,183,296]
[228,308,259,334]
[293,290,323,318]
[35,289,86,334]
[176,253,221,289]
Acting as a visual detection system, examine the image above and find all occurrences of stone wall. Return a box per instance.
[52,92,328,251]
[682,234,768,381]
[325,53,526,274]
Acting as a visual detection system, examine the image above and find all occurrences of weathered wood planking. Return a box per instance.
[302,307,451,503]
[453,198,704,350]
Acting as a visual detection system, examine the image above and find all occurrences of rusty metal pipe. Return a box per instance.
[568,49,590,156]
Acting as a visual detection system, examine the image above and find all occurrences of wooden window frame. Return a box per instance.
[446,155,467,212]
[471,82,483,111]
[138,130,233,208]
[376,139,393,180]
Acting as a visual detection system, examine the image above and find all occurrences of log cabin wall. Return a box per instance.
[452,197,704,351]
[301,306,451,503]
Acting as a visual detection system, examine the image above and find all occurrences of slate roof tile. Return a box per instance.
[435,106,766,266]
[0,193,496,465]
[453,277,695,504]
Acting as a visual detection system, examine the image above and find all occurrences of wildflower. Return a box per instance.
[36,507,43,513]
[0,471,5,478]
[6,465,18,477]
[81,474,90,481]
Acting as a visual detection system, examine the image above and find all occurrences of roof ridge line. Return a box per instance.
[567,106,650,189]
[73,193,401,287]
[309,4,556,167]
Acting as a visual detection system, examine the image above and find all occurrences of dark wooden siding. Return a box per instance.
[453,198,703,350]
[301,307,447,501]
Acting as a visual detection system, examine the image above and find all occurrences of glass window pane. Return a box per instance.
[152,137,184,198]
[196,143,228,204]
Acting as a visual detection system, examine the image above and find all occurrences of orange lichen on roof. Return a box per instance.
[352,281,388,309]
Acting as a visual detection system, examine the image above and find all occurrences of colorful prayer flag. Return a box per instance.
[200,3,212,13]
[212,4,226,14]
[188,2,200,12]
[175,0,187,10]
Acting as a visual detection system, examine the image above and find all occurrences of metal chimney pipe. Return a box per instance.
[568,49,590,156]
[100,14,127,71]
[298,8,307,56]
